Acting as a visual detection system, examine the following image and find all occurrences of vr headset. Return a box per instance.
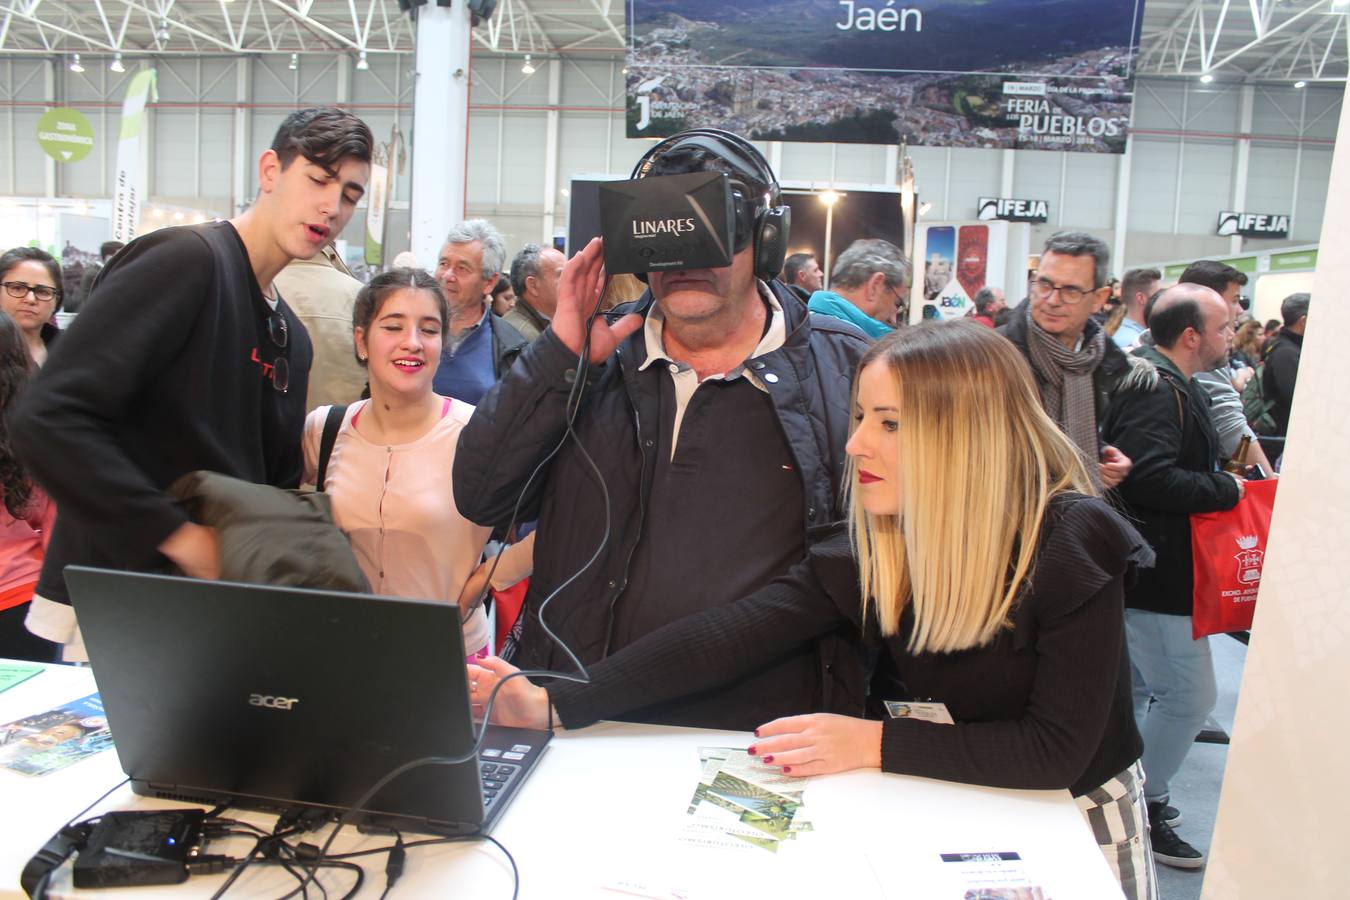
[598,129,791,281]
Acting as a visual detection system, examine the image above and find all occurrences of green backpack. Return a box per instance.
[1241,363,1277,435]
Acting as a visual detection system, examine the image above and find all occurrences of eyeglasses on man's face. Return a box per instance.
[1030,276,1096,306]
[1,281,59,303]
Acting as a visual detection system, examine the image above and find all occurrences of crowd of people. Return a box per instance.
[0,107,1314,900]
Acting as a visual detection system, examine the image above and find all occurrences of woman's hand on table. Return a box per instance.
[467,656,553,730]
[748,713,883,777]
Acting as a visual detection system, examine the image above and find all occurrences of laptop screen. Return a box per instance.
[66,567,548,835]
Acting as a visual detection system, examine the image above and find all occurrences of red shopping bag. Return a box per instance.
[1190,478,1278,639]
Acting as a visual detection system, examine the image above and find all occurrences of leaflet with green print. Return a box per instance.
[681,747,814,853]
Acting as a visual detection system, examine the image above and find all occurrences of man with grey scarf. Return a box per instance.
[998,232,1135,491]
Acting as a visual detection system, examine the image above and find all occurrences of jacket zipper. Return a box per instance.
[602,405,648,657]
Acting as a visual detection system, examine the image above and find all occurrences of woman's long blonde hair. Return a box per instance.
[849,321,1096,654]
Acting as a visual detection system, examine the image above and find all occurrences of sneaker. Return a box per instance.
[1161,803,1182,827]
[1147,802,1206,869]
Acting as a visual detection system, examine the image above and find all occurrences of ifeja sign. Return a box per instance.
[36,108,96,164]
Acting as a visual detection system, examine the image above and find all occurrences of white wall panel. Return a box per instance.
[1061,153,1118,231]
[1011,150,1059,215]
[496,114,549,207]
[1294,146,1333,243]
[153,109,198,198]
[945,146,1001,222]
[1177,140,1234,234]
[466,110,503,208]
[1126,138,1181,233]
[779,142,836,181]
[1185,84,1241,133]
[1246,143,1299,215]
[907,145,950,219]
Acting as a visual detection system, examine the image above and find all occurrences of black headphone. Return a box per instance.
[630,128,791,281]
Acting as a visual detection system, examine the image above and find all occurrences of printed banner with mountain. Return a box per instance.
[626,0,1143,153]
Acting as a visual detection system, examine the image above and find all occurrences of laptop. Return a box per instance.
[65,566,550,836]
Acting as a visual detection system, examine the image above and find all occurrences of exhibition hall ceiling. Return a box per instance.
[0,0,1345,84]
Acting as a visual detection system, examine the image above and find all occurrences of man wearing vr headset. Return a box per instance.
[455,130,870,731]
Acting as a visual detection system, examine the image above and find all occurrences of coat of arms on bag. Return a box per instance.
[1235,534,1264,585]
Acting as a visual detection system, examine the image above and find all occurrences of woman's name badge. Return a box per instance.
[884,700,954,724]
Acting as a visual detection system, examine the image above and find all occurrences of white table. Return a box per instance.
[1,664,1124,899]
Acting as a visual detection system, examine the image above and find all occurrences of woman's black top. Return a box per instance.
[549,493,1152,798]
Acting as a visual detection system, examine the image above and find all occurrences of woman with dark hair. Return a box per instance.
[1231,319,1263,370]
[0,312,59,661]
[301,268,530,658]
[473,319,1158,899]
[0,247,63,366]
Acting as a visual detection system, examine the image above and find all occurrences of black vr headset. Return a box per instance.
[600,128,791,282]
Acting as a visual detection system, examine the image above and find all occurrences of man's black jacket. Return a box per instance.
[454,281,871,730]
[998,310,1134,439]
[488,311,529,379]
[1262,329,1303,436]
[1100,346,1241,617]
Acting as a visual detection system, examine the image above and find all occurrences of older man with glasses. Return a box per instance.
[998,231,1135,491]
[805,239,911,339]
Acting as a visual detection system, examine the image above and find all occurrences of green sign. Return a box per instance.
[1163,264,1187,281]
[1217,255,1258,275]
[36,108,95,163]
[1269,249,1318,273]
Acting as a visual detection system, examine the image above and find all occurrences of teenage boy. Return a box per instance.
[13,107,373,659]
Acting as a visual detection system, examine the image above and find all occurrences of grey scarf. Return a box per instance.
[1025,303,1106,489]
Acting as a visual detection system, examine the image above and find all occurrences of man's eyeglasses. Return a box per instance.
[1031,276,1095,306]
[265,310,289,393]
[2,281,59,303]
[888,284,909,324]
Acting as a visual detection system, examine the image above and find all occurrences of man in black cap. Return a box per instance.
[455,129,869,731]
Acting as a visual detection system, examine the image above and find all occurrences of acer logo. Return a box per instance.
[249,694,300,710]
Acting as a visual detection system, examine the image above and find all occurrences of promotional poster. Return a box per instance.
[913,221,1009,322]
[625,0,1142,153]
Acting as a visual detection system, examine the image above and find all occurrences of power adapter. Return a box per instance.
[72,810,205,888]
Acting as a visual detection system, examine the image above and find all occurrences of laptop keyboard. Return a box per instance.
[479,741,538,810]
[478,760,520,809]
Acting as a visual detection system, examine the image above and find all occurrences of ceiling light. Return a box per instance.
[356,51,369,71]
[109,53,125,73]
[1294,79,1308,88]
[289,53,298,71]
[521,54,535,75]
[1199,72,1214,83]
[158,22,171,42]
[819,189,840,207]
[69,54,84,73]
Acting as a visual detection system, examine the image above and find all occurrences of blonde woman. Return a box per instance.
[471,322,1156,899]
